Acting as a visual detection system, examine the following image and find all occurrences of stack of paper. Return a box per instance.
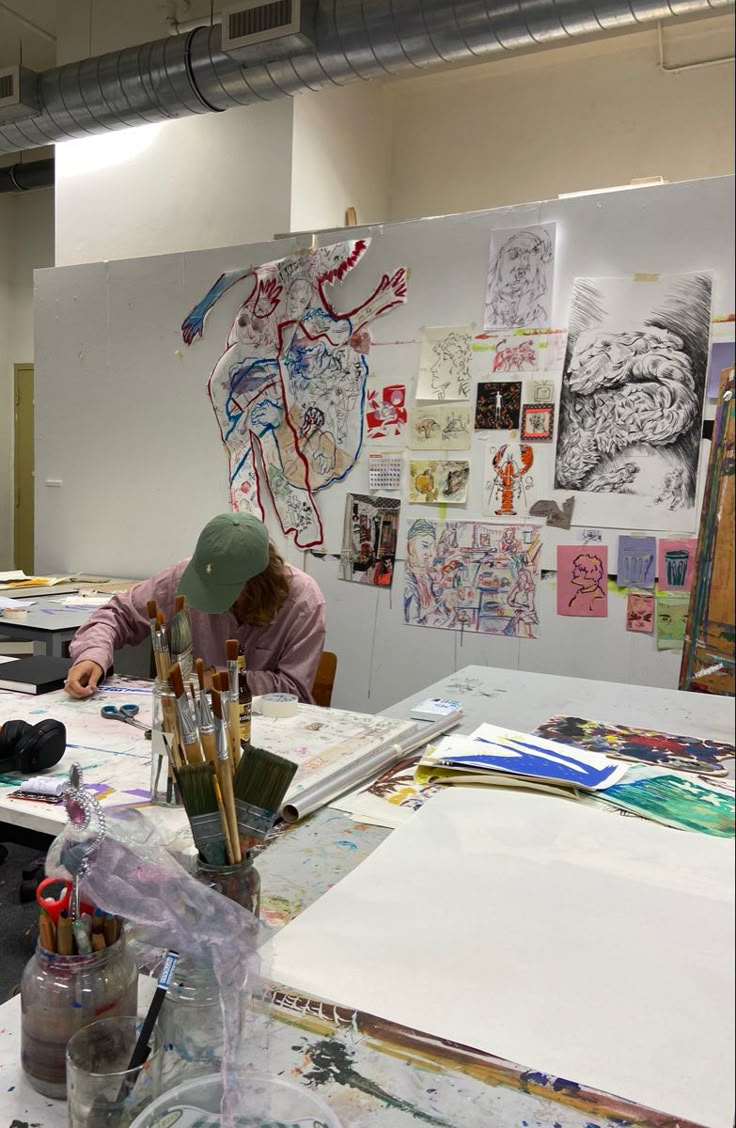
[416,721,627,791]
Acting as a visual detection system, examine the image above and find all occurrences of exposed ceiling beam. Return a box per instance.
[0,2,56,44]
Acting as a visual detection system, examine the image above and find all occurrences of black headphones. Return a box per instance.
[0,719,67,775]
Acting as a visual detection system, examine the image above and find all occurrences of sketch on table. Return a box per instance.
[408,460,470,505]
[554,273,713,527]
[366,382,408,441]
[520,403,554,442]
[656,592,690,650]
[657,537,697,592]
[339,494,400,587]
[409,403,472,450]
[181,239,407,548]
[474,381,522,431]
[417,326,472,401]
[617,535,656,588]
[483,224,556,331]
[626,592,655,634]
[404,520,541,638]
[557,546,608,617]
[483,443,534,517]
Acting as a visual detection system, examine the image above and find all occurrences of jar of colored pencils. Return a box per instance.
[195,853,261,919]
[150,679,181,807]
[20,935,138,1099]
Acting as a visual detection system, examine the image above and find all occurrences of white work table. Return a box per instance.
[0,665,733,1128]
[0,606,94,657]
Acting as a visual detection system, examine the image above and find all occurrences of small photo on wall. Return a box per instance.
[474,381,522,431]
[521,403,555,442]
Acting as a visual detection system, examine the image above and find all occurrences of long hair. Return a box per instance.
[237,544,291,626]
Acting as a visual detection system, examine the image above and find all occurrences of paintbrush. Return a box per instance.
[232,746,298,848]
[169,663,202,764]
[211,689,242,863]
[225,640,243,769]
[218,667,239,772]
[171,595,193,679]
[117,951,179,1105]
[146,599,163,679]
[174,761,231,865]
[196,660,218,767]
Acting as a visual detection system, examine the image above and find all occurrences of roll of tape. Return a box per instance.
[259,692,299,718]
[1,607,27,620]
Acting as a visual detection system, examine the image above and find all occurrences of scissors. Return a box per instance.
[100,703,149,732]
[36,877,94,924]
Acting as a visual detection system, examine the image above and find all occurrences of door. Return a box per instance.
[14,363,34,575]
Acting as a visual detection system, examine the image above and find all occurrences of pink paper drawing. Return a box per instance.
[366,383,408,439]
[626,592,655,633]
[657,538,697,592]
[557,545,608,617]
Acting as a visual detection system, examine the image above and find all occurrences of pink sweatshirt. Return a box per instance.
[69,560,326,704]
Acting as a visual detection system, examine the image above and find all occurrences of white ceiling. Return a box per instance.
[0,0,56,69]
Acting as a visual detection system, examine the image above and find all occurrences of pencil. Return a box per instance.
[39,910,56,954]
[103,913,117,947]
[56,911,73,955]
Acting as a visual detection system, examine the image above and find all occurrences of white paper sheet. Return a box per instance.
[267,788,735,1128]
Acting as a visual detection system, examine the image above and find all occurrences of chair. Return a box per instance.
[312,650,337,708]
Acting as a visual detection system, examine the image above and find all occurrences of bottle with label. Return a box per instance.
[237,648,252,747]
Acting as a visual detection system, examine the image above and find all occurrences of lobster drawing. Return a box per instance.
[491,444,534,516]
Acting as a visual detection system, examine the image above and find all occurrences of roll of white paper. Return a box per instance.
[260,693,299,719]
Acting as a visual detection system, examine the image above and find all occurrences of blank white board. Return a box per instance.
[33,175,735,711]
[266,787,736,1128]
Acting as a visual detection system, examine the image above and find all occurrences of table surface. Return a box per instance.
[1,664,733,1128]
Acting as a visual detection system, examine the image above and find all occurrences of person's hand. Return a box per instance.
[65,661,104,698]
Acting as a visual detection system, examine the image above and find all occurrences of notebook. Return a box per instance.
[0,656,72,695]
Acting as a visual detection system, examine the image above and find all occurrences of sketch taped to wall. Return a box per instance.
[474,381,522,431]
[657,538,697,593]
[521,404,554,442]
[554,273,713,532]
[181,239,407,548]
[416,326,472,401]
[404,520,542,637]
[408,460,470,505]
[617,535,656,589]
[410,403,472,450]
[483,224,556,331]
[340,494,400,587]
[626,592,655,634]
[483,443,535,517]
[365,382,408,441]
[656,592,690,650]
[556,545,609,618]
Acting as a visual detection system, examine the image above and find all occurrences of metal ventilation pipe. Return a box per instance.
[0,0,730,154]
[0,157,54,192]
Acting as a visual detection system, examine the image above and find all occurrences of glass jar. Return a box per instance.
[195,854,261,919]
[20,935,138,1099]
[150,679,180,807]
[158,958,224,1083]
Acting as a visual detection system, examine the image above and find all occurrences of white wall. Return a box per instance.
[0,188,54,567]
[33,176,734,711]
[386,16,735,220]
[54,104,295,267]
[290,84,393,233]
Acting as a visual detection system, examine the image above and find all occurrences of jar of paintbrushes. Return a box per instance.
[20,911,137,1098]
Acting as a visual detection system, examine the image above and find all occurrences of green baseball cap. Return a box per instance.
[178,513,270,614]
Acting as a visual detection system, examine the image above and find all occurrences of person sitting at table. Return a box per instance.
[64,513,326,703]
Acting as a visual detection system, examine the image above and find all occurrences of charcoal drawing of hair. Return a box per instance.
[554,273,712,509]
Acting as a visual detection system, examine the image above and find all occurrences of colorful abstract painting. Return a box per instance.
[404,520,541,637]
[596,766,735,837]
[534,715,735,776]
[339,494,400,587]
[657,537,697,592]
[556,545,608,617]
[474,381,522,431]
[626,592,655,634]
[181,239,407,547]
[617,535,656,588]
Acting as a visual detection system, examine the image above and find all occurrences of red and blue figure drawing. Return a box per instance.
[182,240,407,548]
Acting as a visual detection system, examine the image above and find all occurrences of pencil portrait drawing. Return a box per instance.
[484,224,556,331]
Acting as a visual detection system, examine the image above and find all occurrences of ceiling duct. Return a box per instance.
[0,0,731,154]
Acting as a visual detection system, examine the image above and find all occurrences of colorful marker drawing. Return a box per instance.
[534,715,735,776]
[404,520,541,638]
[181,239,407,548]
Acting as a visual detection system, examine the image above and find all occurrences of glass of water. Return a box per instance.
[66,1015,163,1128]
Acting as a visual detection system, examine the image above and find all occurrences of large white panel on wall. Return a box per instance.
[35,176,734,710]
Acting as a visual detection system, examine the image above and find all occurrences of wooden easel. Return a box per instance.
[680,364,735,695]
